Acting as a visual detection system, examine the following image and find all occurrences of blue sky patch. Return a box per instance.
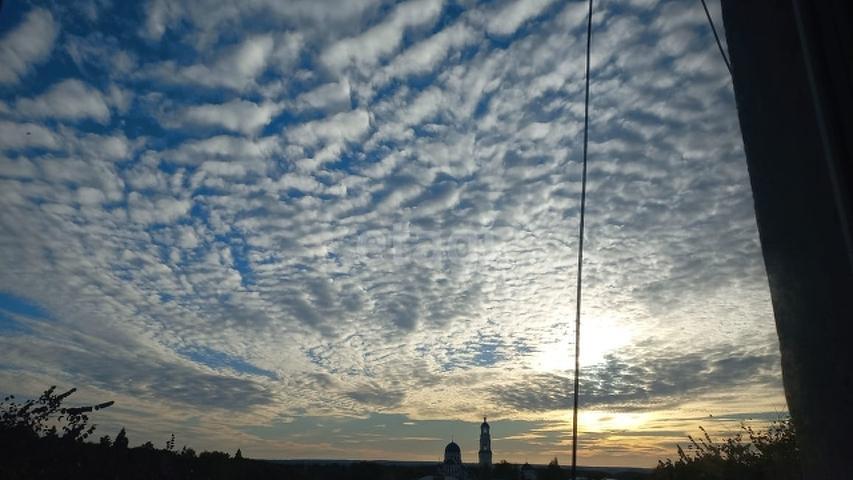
[180,347,278,380]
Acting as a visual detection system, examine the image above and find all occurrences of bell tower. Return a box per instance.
[478,416,492,468]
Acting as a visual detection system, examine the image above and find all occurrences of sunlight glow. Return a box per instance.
[531,315,635,372]
[584,410,653,432]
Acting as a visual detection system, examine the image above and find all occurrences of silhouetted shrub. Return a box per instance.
[493,459,516,479]
[199,449,231,461]
[180,445,197,459]
[653,418,800,480]
[114,427,129,449]
[543,457,562,480]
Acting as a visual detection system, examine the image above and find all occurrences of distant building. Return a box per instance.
[418,419,495,480]
[416,439,467,480]
[440,440,465,479]
[478,417,492,469]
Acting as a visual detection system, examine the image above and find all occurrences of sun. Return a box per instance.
[531,314,635,372]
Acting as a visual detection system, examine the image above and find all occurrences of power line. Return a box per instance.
[700,0,733,76]
[571,0,593,479]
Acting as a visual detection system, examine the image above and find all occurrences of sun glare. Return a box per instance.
[584,410,652,432]
[531,315,634,372]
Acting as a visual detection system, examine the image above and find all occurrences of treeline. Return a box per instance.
[487,458,648,480]
[0,386,437,479]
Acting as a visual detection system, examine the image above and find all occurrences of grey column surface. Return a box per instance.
[721,1,853,478]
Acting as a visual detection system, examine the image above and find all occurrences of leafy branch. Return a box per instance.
[1,386,113,442]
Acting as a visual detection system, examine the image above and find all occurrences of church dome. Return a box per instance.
[443,440,462,465]
[445,441,461,454]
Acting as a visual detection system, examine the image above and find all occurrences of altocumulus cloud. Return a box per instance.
[14,78,111,123]
[0,7,58,85]
[0,0,784,462]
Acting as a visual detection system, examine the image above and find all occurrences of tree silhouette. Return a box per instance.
[492,459,515,480]
[180,445,197,459]
[544,457,561,480]
[1,386,113,442]
[113,427,129,449]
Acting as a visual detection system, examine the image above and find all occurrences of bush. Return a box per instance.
[653,418,800,480]
[114,427,129,449]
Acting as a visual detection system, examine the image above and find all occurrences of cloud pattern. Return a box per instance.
[0,0,784,465]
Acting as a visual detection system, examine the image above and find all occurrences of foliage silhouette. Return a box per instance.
[492,459,515,479]
[653,418,800,480]
[113,427,128,449]
[543,457,562,480]
[1,386,112,442]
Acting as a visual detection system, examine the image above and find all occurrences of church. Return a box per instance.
[422,417,492,480]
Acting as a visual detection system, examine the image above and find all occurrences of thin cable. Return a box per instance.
[700,0,733,76]
[571,0,593,479]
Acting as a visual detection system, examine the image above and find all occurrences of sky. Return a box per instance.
[0,0,787,468]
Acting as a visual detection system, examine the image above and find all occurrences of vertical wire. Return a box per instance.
[571,0,594,478]
[700,0,733,76]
